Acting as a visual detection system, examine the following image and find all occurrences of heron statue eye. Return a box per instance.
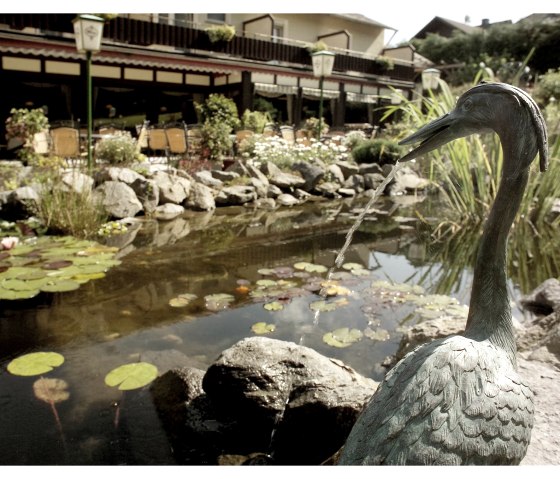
[463,99,473,111]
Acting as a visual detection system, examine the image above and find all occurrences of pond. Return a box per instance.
[0,193,553,465]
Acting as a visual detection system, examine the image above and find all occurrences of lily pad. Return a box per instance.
[33,377,70,404]
[169,293,198,308]
[205,293,235,311]
[323,328,363,348]
[364,327,390,341]
[342,262,365,271]
[7,352,65,376]
[320,281,352,297]
[104,362,158,391]
[251,322,276,335]
[256,279,278,288]
[0,287,40,300]
[310,298,349,312]
[264,301,284,311]
[294,262,328,274]
[40,279,81,293]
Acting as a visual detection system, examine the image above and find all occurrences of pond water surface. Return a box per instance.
[0,194,548,465]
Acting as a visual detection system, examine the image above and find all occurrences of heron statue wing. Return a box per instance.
[340,335,534,465]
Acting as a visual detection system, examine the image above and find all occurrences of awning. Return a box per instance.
[346,92,379,104]
[301,87,339,100]
[254,82,298,98]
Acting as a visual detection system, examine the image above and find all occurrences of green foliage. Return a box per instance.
[195,94,240,160]
[95,131,143,165]
[104,362,158,391]
[412,19,560,83]
[7,352,64,376]
[205,24,236,43]
[534,69,560,105]
[342,130,367,151]
[34,176,108,239]
[307,40,328,53]
[351,138,403,165]
[241,109,270,133]
[5,108,50,163]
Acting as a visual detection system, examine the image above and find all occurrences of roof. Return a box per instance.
[413,16,480,39]
[333,14,395,31]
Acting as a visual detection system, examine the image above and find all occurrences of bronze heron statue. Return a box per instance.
[338,82,548,465]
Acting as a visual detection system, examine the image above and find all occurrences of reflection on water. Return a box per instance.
[1,194,559,465]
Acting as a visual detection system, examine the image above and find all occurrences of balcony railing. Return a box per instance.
[0,14,415,82]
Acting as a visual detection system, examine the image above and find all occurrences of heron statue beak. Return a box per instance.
[399,110,461,162]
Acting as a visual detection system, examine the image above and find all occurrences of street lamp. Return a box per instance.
[311,50,335,140]
[421,68,441,92]
[73,14,104,171]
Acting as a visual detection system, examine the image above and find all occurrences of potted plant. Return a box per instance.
[5,107,50,163]
[205,24,236,43]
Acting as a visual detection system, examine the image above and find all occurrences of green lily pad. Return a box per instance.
[40,279,81,293]
[205,293,235,311]
[264,301,284,311]
[294,262,328,274]
[256,279,278,288]
[0,287,40,300]
[251,322,276,334]
[257,268,276,276]
[1,277,49,291]
[7,352,65,376]
[104,362,158,391]
[323,328,363,348]
[310,298,349,312]
[364,327,390,341]
[169,293,198,308]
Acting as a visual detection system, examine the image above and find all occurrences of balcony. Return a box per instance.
[0,14,415,82]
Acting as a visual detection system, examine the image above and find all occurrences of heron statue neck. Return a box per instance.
[464,102,538,368]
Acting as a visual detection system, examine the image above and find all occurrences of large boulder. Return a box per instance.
[335,161,359,179]
[184,182,216,211]
[130,178,159,214]
[93,181,143,219]
[94,166,145,185]
[151,337,378,465]
[521,278,560,315]
[154,203,185,221]
[292,161,324,191]
[261,161,306,190]
[61,171,94,194]
[2,186,40,220]
[215,185,256,205]
[194,170,223,189]
[153,171,191,204]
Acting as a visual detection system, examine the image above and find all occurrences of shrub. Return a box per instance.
[351,138,403,165]
[195,94,240,160]
[241,109,271,133]
[534,68,560,105]
[205,24,236,43]
[342,130,367,151]
[95,131,143,165]
[5,107,50,163]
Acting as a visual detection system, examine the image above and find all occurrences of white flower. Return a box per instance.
[1,236,20,250]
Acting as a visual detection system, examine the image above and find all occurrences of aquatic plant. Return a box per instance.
[0,236,120,300]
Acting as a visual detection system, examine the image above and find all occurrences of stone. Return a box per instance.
[335,160,360,179]
[154,203,185,221]
[244,162,270,187]
[253,198,276,209]
[327,164,345,184]
[94,166,145,185]
[363,172,386,190]
[130,178,159,214]
[94,181,143,219]
[267,184,283,198]
[194,170,223,189]
[276,193,299,206]
[248,177,268,198]
[343,174,364,192]
[314,181,340,198]
[153,171,191,204]
[215,185,256,205]
[184,182,216,211]
[3,186,40,220]
[359,163,383,175]
[211,170,240,182]
[150,338,378,465]
[521,278,560,315]
[338,188,356,197]
[261,161,306,189]
[292,161,324,191]
[61,171,94,194]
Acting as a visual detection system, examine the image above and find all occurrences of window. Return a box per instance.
[272,23,284,43]
[207,14,226,23]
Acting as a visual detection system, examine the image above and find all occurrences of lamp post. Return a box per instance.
[421,68,441,92]
[311,50,335,140]
[73,14,104,171]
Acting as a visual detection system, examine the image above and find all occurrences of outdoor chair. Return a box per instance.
[147,126,169,158]
[50,127,81,165]
[165,122,188,158]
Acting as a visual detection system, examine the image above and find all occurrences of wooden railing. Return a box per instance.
[0,14,415,81]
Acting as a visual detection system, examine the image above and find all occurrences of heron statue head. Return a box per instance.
[398,82,548,174]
